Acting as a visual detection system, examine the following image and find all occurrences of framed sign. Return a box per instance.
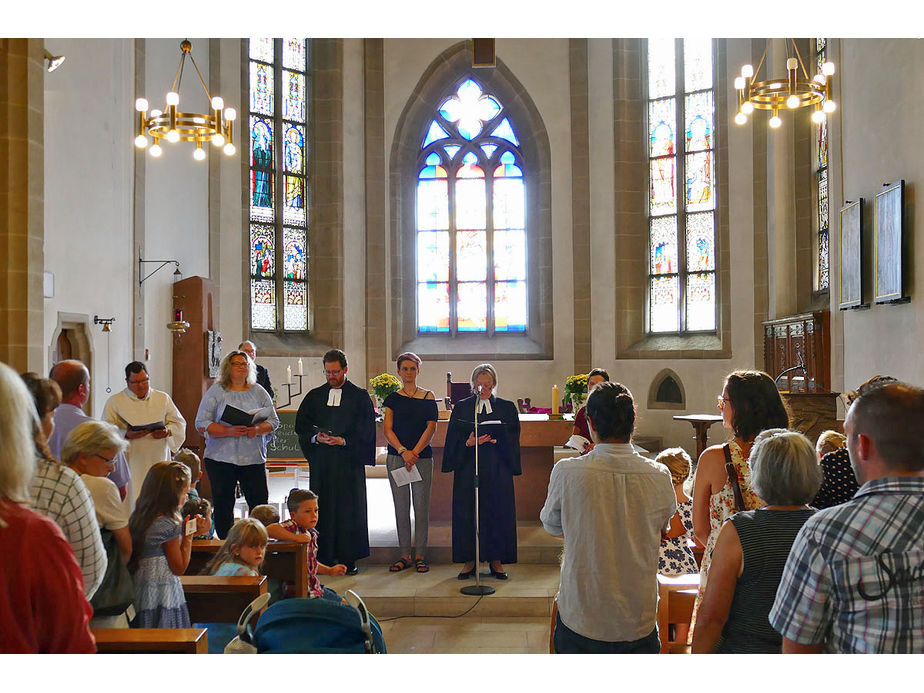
[838,199,863,310]
[874,180,907,304]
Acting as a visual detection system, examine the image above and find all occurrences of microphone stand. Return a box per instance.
[461,386,495,596]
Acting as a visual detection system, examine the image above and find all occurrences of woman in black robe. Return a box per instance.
[442,363,521,580]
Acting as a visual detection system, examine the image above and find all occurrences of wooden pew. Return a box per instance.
[181,575,267,624]
[189,539,308,598]
[93,628,208,654]
[657,573,700,653]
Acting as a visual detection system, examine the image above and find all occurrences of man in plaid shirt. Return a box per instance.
[769,381,924,653]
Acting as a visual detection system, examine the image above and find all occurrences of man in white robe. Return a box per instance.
[104,361,186,503]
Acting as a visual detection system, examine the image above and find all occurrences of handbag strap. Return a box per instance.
[723,443,746,512]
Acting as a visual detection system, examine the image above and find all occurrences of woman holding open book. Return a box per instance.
[194,350,279,538]
[382,352,438,574]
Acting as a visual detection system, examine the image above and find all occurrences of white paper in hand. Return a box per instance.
[566,434,591,451]
[390,464,423,487]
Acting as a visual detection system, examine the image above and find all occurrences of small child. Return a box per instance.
[128,461,209,628]
[175,448,214,538]
[202,518,268,577]
[266,488,346,602]
[656,448,699,578]
[250,504,280,527]
[182,497,214,540]
[815,430,846,459]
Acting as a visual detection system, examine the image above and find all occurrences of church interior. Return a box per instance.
[1,28,922,659]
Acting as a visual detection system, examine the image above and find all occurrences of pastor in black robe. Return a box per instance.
[442,395,521,564]
[295,379,375,565]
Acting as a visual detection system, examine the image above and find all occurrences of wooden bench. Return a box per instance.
[657,573,700,653]
[189,539,309,598]
[181,575,267,623]
[93,628,208,654]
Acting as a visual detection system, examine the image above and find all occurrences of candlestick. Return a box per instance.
[297,357,303,376]
[552,384,560,416]
[286,365,292,383]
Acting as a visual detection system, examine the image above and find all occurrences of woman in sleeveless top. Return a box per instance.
[692,429,821,653]
[383,352,438,574]
[691,370,789,632]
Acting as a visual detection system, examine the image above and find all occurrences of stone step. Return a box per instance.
[323,563,561,619]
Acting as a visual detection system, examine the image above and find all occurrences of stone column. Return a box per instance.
[0,38,44,372]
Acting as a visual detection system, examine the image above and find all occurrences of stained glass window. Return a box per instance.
[647,39,717,333]
[416,78,527,334]
[814,38,830,291]
[248,38,310,332]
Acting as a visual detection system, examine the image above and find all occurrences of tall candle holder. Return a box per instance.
[276,374,304,409]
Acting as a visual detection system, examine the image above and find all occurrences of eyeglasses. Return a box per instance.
[93,453,116,465]
[230,361,249,368]
[324,369,343,377]
[128,377,150,385]
[717,395,730,409]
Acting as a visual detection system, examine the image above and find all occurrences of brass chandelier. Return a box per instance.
[133,39,237,160]
[734,38,836,129]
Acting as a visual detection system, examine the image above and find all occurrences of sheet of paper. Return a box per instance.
[390,464,423,487]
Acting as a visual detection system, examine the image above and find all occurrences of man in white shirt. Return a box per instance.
[103,361,186,503]
[540,382,676,653]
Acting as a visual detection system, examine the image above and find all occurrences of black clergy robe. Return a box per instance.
[295,380,376,565]
[442,395,521,564]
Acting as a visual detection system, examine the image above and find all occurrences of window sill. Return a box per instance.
[399,333,551,361]
[621,332,729,359]
[250,332,335,358]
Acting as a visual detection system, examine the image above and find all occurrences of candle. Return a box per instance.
[552,385,559,416]
[286,365,292,383]
[297,358,303,376]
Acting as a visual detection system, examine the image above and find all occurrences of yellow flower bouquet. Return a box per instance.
[564,373,589,397]
[369,373,402,401]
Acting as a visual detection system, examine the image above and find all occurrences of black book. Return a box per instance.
[220,405,257,427]
[127,421,167,432]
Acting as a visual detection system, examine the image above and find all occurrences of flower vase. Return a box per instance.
[570,392,587,413]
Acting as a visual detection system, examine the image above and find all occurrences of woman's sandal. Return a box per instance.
[389,556,412,572]
[415,557,430,573]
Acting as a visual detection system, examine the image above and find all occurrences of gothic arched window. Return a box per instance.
[415,78,527,335]
[247,38,310,332]
[646,38,717,333]
[814,38,830,292]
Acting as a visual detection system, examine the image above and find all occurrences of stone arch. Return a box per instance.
[647,368,686,410]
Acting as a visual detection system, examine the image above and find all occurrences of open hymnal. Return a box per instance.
[565,434,591,452]
[127,421,167,432]
[389,464,423,488]
[220,405,272,427]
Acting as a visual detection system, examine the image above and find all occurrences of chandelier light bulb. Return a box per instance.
[741,64,754,79]
[224,107,237,122]
[822,62,836,76]
[150,143,163,157]
[811,109,826,124]
[786,58,798,71]
[824,100,837,113]
[166,91,179,106]
[223,142,236,156]
[741,101,754,115]
[134,135,148,148]
[735,112,747,125]
[211,96,224,110]
[150,109,163,119]
[166,129,180,143]
[193,146,206,161]
[734,76,745,90]
[211,133,226,146]
[813,73,825,85]
[769,114,782,129]
[786,94,801,109]
[135,98,149,112]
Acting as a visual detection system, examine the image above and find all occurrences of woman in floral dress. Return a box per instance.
[690,370,789,632]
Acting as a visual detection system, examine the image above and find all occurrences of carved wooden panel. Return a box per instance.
[762,311,831,392]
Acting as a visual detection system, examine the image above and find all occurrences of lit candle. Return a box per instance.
[552,385,560,416]
[297,358,303,376]
[286,365,292,383]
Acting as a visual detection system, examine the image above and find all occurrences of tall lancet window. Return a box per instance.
[646,38,717,333]
[814,38,830,292]
[248,38,310,332]
[416,78,527,335]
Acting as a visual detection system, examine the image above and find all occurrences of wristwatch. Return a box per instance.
[397,446,408,454]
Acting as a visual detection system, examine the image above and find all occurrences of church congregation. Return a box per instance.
[2,32,924,657]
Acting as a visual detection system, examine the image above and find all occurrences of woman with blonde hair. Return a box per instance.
[195,350,280,538]
[0,362,95,652]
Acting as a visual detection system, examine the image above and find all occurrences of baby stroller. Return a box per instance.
[250,589,386,654]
